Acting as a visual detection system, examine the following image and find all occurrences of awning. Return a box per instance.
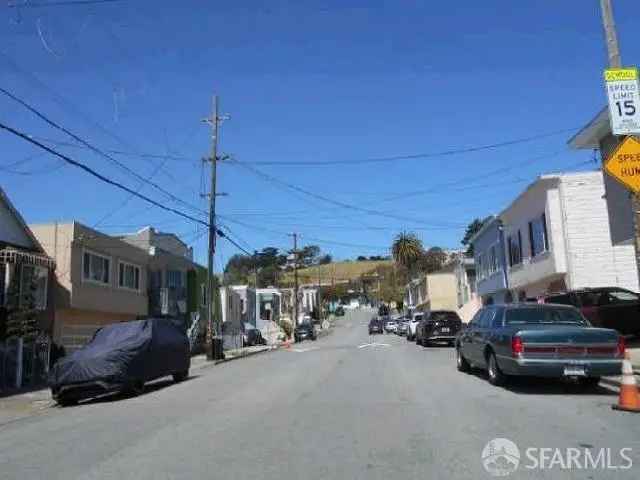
[0,248,55,269]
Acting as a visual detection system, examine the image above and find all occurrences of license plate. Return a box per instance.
[440,327,450,333]
[563,365,586,377]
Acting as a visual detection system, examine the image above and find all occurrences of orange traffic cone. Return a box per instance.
[612,352,640,413]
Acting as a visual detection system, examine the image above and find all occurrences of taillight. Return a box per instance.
[511,336,524,357]
[616,336,626,358]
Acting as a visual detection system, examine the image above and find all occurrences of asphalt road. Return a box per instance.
[1,309,639,479]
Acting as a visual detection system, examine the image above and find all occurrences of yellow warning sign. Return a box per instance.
[604,68,638,82]
[604,136,640,194]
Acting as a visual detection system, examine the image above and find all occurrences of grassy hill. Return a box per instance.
[282,260,393,285]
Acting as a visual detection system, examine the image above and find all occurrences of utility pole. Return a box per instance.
[253,250,259,289]
[599,0,640,285]
[600,0,621,69]
[317,263,322,321]
[289,233,299,330]
[204,94,228,359]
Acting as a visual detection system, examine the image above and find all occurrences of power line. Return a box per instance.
[229,160,466,227]
[32,136,198,164]
[219,216,392,251]
[0,87,207,217]
[0,120,210,227]
[2,119,255,259]
[238,127,580,166]
[8,0,122,8]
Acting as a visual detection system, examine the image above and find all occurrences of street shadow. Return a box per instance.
[57,374,200,407]
[421,342,454,349]
[465,370,616,396]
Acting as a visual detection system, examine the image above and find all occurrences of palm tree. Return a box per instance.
[391,231,424,276]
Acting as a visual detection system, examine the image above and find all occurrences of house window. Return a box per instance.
[167,270,183,288]
[508,231,523,267]
[489,245,498,274]
[0,263,5,306]
[200,283,207,307]
[528,213,549,257]
[83,250,110,285]
[118,261,141,291]
[20,264,48,310]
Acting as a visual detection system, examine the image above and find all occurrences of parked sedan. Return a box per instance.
[384,319,398,333]
[396,320,409,336]
[415,311,462,346]
[455,304,624,387]
[294,321,317,342]
[50,318,190,406]
[368,318,384,335]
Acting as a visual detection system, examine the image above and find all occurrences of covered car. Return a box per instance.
[50,318,190,405]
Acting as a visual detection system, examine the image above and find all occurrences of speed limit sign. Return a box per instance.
[604,68,640,136]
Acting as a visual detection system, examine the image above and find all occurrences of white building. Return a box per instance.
[500,171,638,300]
[452,255,481,322]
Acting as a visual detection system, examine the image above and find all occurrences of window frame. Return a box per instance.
[20,264,48,310]
[200,283,207,307]
[117,260,141,292]
[508,231,523,267]
[82,249,111,286]
[528,213,549,258]
[167,269,184,289]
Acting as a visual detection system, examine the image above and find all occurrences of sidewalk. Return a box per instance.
[0,387,53,426]
[191,344,275,369]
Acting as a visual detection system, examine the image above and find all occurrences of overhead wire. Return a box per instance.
[229,159,466,227]
[0,87,208,217]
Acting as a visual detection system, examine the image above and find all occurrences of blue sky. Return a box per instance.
[2,0,640,268]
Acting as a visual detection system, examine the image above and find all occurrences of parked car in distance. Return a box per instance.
[378,304,390,317]
[294,321,317,342]
[396,320,409,336]
[455,304,624,387]
[384,319,398,333]
[335,306,345,317]
[50,318,190,406]
[243,323,267,347]
[406,313,423,341]
[543,288,640,336]
[369,317,384,335]
[416,310,462,346]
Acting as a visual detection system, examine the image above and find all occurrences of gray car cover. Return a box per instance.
[50,318,190,389]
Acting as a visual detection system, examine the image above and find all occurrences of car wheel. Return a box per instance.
[487,352,507,386]
[57,396,78,407]
[173,370,189,382]
[127,380,145,396]
[422,339,430,348]
[456,347,471,373]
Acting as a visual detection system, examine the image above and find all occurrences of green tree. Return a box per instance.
[418,247,448,274]
[318,254,332,265]
[461,218,487,257]
[391,231,424,276]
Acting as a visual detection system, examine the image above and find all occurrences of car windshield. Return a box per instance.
[505,308,587,325]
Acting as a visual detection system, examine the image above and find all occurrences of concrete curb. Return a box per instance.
[190,346,277,370]
[600,372,640,390]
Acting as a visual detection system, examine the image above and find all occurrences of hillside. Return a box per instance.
[282,260,393,285]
